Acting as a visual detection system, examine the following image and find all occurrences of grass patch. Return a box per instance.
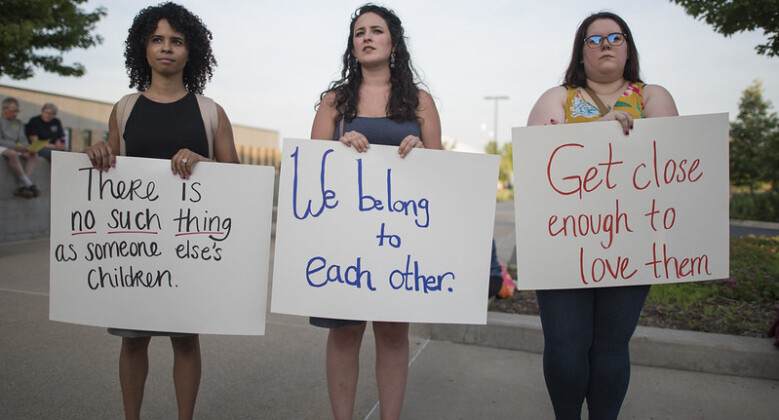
[492,235,779,337]
[648,235,779,306]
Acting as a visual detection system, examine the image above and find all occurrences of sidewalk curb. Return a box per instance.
[430,312,779,381]
[729,219,779,230]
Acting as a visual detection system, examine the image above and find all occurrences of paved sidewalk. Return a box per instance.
[1,239,778,419]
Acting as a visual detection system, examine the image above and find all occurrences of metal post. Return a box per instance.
[484,96,509,144]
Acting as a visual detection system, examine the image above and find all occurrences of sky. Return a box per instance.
[2,0,777,153]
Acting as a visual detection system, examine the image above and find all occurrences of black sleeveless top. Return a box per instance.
[124,92,209,159]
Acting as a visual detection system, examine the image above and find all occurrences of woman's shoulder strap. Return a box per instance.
[115,92,141,156]
[195,94,218,159]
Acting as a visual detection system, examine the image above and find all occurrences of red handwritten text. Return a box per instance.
[547,143,623,199]
[644,242,711,279]
[632,141,702,190]
[548,199,633,249]
[578,247,638,285]
[644,199,677,231]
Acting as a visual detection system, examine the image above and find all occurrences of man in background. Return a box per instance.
[26,102,67,161]
[1,97,40,198]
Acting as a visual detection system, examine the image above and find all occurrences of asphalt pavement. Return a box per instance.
[2,232,778,419]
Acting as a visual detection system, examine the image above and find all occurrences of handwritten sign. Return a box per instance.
[49,152,275,335]
[270,139,500,324]
[512,114,729,289]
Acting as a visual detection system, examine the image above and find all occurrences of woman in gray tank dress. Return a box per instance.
[310,4,442,420]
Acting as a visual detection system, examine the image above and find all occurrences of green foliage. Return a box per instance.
[729,80,779,191]
[670,0,779,57]
[484,140,514,189]
[727,235,779,300]
[442,139,458,151]
[730,191,779,222]
[499,141,513,187]
[0,0,106,79]
[646,281,719,308]
[496,188,513,202]
[484,140,499,155]
[641,235,778,336]
[649,235,779,305]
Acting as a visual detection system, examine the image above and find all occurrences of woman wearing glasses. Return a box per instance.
[527,12,677,420]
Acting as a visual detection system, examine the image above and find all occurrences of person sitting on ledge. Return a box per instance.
[26,102,67,162]
[1,97,40,198]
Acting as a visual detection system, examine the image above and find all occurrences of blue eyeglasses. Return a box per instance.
[584,32,626,48]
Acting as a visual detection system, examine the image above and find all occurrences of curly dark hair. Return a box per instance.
[563,12,643,88]
[124,2,216,94]
[318,3,421,122]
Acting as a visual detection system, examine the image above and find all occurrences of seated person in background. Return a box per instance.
[26,103,67,161]
[0,97,40,198]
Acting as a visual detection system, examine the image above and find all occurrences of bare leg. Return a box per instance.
[119,337,152,420]
[170,335,201,420]
[373,322,409,420]
[326,323,367,420]
[2,149,25,178]
[22,152,37,177]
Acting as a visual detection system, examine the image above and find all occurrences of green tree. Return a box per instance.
[730,80,779,191]
[763,126,779,192]
[484,140,499,155]
[670,0,779,57]
[500,141,513,188]
[484,140,513,188]
[0,0,106,79]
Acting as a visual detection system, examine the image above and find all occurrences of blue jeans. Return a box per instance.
[536,285,649,420]
[37,147,53,161]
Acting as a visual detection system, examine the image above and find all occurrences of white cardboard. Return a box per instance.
[49,152,274,335]
[512,114,729,289]
[271,139,500,324]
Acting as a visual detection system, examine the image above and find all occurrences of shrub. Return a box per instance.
[730,191,779,222]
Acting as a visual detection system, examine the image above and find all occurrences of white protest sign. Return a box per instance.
[512,113,729,290]
[271,139,499,324]
[49,152,275,335]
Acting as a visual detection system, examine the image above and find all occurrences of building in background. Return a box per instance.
[0,84,280,168]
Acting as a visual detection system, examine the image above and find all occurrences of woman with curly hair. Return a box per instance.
[85,3,239,419]
[310,4,441,419]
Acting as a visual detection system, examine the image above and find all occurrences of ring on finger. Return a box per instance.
[182,158,188,164]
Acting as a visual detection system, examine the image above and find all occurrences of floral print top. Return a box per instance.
[565,82,645,124]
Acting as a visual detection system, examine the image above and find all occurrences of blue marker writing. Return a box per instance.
[291,146,338,220]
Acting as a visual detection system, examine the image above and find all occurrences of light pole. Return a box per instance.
[484,95,509,146]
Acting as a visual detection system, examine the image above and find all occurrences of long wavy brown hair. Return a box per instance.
[317,3,421,122]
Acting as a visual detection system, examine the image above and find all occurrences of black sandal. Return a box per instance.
[14,187,33,199]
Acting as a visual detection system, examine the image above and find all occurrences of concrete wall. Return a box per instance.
[233,124,279,150]
[0,158,51,243]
